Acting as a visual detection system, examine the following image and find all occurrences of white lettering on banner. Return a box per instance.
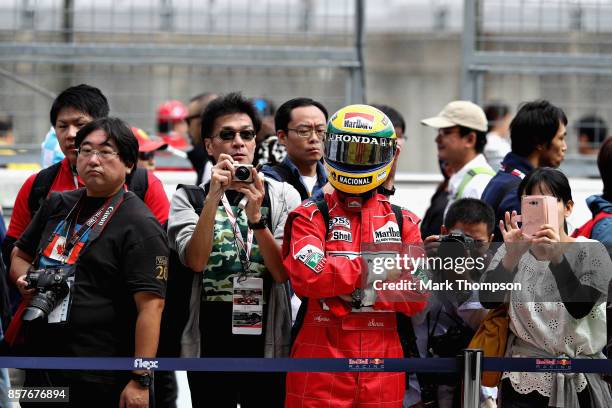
[373,221,401,243]
[134,358,159,370]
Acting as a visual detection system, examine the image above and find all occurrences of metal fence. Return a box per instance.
[0,0,365,144]
[461,0,612,175]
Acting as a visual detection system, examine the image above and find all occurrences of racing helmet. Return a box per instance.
[324,104,397,195]
[157,100,188,123]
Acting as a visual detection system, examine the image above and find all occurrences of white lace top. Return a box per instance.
[487,237,612,397]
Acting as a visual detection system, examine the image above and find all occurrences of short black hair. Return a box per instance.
[274,97,328,134]
[459,126,487,154]
[510,100,567,157]
[372,104,405,133]
[484,101,510,133]
[576,115,608,145]
[50,84,109,127]
[75,117,138,174]
[201,92,262,140]
[598,137,612,200]
[444,198,495,234]
[518,167,572,205]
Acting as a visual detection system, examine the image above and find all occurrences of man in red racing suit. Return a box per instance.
[283,190,427,408]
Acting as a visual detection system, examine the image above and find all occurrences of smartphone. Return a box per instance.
[520,195,559,238]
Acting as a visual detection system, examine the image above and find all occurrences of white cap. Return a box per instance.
[421,100,488,132]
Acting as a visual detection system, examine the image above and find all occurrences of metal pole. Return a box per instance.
[352,0,366,104]
[460,0,478,101]
[462,349,483,408]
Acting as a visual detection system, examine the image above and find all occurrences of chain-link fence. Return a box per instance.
[0,0,364,144]
[461,0,612,176]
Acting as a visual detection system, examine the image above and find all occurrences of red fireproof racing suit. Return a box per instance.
[283,191,427,408]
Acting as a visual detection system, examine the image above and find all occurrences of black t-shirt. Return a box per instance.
[16,189,168,363]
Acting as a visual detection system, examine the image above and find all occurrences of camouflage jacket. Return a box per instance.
[167,177,301,358]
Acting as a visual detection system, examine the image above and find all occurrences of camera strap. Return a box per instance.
[65,189,125,256]
[221,193,253,278]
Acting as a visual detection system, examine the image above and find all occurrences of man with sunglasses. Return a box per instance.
[262,97,328,201]
[167,92,300,408]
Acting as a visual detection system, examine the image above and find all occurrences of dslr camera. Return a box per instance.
[438,229,476,253]
[233,164,253,183]
[23,265,72,322]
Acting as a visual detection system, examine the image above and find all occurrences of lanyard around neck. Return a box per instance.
[59,189,125,257]
[220,194,253,278]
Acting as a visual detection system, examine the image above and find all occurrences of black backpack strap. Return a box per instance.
[177,184,206,215]
[28,162,61,217]
[127,167,149,202]
[315,199,330,235]
[391,204,404,236]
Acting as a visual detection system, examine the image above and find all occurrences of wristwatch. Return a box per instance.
[130,372,152,388]
[248,216,267,230]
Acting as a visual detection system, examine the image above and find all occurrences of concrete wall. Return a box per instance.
[365,32,462,173]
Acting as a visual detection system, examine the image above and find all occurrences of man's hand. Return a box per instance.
[208,153,235,203]
[15,274,35,299]
[119,380,149,408]
[423,235,440,258]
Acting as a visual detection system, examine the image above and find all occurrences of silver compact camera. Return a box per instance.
[233,164,254,183]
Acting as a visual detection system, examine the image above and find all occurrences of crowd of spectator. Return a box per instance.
[0,84,610,408]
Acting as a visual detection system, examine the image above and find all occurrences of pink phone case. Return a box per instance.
[520,195,559,238]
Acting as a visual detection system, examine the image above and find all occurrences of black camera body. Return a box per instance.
[438,229,475,249]
[23,266,72,322]
[437,229,476,259]
[233,164,253,183]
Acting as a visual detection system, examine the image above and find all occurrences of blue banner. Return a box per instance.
[0,357,611,373]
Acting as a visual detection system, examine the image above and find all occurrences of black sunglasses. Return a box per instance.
[217,129,256,141]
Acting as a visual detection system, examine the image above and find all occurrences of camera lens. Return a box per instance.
[235,166,250,181]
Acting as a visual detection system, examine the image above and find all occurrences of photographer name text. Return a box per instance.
[372,279,521,292]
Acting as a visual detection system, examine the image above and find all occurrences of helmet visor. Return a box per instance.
[324,133,396,167]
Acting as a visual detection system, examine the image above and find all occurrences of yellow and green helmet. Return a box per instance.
[324,104,397,195]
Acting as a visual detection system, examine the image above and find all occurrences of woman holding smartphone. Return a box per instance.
[480,167,612,407]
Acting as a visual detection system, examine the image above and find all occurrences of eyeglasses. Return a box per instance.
[78,146,119,160]
[216,129,256,141]
[288,127,326,138]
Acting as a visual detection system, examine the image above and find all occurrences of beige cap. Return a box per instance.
[421,100,488,132]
